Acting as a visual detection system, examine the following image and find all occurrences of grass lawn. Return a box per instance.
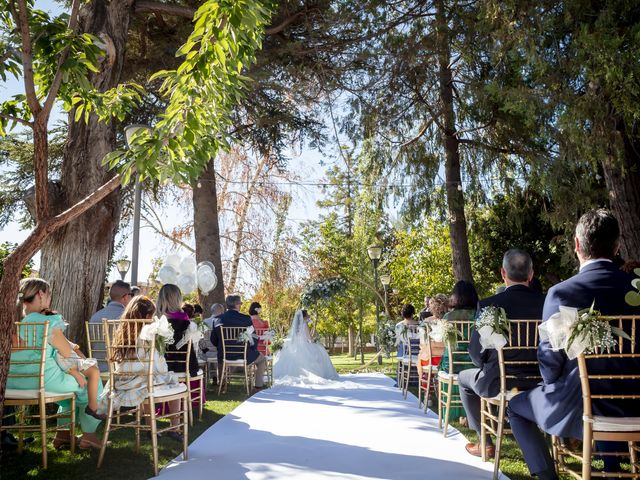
[1,354,574,479]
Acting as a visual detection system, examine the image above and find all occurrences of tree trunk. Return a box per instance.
[602,121,640,260]
[39,1,133,348]
[436,0,473,283]
[348,323,355,356]
[193,161,226,315]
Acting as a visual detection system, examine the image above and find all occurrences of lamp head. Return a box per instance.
[367,245,382,261]
[124,124,151,148]
[380,274,391,286]
[116,258,131,277]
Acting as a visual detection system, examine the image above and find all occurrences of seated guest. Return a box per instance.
[193,304,204,318]
[90,280,132,323]
[182,302,195,319]
[419,295,432,321]
[211,295,267,391]
[439,281,478,421]
[9,278,104,450]
[99,296,182,439]
[460,249,545,458]
[249,302,270,356]
[395,304,419,384]
[508,209,640,479]
[417,294,449,389]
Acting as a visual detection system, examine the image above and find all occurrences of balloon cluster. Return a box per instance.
[157,254,218,295]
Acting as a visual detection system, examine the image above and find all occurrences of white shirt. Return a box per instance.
[579,258,613,271]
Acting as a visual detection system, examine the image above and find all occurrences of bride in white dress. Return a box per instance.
[273,309,339,384]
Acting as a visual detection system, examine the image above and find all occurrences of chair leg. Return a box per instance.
[425,369,433,413]
[182,395,189,460]
[187,382,194,427]
[217,364,226,396]
[39,400,48,469]
[150,401,159,478]
[69,396,76,454]
[443,379,453,437]
[97,399,114,469]
[135,406,141,452]
[629,441,637,475]
[480,398,488,462]
[493,401,505,480]
[199,377,204,420]
[581,432,592,480]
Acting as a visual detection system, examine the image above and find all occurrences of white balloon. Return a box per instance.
[197,261,216,274]
[179,256,197,276]
[158,265,178,285]
[164,253,181,269]
[197,267,217,294]
[176,274,197,295]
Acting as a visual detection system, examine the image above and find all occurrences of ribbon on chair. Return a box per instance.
[259,329,275,342]
[237,326,256,346]
[477,325,508,351]
[175,321,205,350]
[139,315,174,343]
[538,306,590,359]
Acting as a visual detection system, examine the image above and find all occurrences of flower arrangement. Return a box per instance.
[237,326,258,345]
[475,306,509,351]
[429,319,459,348]
[269,335,285,353]
[540,302,630,359]
[300,277,348,307]
[376,322,397,358]
[193,316,209,335]
[139,315,175,355]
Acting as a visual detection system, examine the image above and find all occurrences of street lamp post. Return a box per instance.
[380,274,391,315]
[115,258,131,281]
[367,245,383,365]
[124,124,151,287]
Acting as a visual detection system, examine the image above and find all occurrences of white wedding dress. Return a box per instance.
[273,310,339,385]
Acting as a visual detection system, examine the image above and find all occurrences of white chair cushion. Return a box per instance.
[223,359,245,365]
[149,383,188,398]
[5,389,73,400]
[437,371,458,381]
[590,415,640,432]
[399,356,419,365]
[175,368,204,379]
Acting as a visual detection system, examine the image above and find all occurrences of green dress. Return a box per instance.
[438,308,475,421]
[7,312,103,433]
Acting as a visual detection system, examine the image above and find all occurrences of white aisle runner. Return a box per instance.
[158,373,507,479]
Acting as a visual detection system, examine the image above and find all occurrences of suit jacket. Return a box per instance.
[210,309,260,364]
[531,260,640,438]
[468,284,546,397]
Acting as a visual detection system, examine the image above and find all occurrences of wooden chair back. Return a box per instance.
[85,321,109,371]
[104,319,156,394]
[443,319,475,374]
[496,319,542,394]
[254,327,271,356]
[220,326,250,362]
[9,321,49,393]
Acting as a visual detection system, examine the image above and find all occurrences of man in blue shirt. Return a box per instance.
[89,280,132,323]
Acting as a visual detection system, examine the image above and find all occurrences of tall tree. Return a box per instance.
[0,0,273,409]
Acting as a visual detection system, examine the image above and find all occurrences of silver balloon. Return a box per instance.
[164,253,181,270]
[158,265,178,285]
[197,266,217,294]
[197,260,216,274]
[179,256,197,276]
[176,274,197,295]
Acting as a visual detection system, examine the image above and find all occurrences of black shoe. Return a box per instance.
[165,431,184,443]
[85,406,107,421]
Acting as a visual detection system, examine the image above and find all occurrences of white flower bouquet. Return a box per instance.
[429,319,460,348]
[376,322,397,358]
[139,315,175,355]
[237,325,257,346]
[539,302,630,359]
[475,306,509,351]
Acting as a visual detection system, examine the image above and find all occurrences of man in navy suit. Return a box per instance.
[211,295,267,389]
[461,249,546,458]
[508,209,640,479]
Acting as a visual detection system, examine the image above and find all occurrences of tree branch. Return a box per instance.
[133,0,196,19]
[458,138,520,155]
[0,113,32,128]
[14,0,41,116]
[42,0,81,121]
[264,9,308,35]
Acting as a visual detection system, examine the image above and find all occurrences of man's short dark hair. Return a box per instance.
[401,304,416,319]
[502,249,533,283]
[225,295,242,309]
[109,280,131,300]
[576,209,620,260]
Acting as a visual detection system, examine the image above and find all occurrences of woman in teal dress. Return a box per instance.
[439,280,478,422]
[8,278,104,449]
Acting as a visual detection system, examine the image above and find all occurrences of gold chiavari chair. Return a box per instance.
[553,315,640,480]
[479,319,542,479]
[2,321,76,469]
[85,321,110,381]
[437,318,475,437]
[254,327,273,386]
[398,325,420,399]
[97,319,189,477]
[171,340,205,426]
[217,326,256,396]
[417,324,439,412]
